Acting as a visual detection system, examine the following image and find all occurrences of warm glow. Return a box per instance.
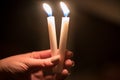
[43,3,52,16]
[60,2,70,17]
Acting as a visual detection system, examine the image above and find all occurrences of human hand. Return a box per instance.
[0,50,74,80]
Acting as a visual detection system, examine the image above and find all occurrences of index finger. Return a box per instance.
[31,50,52,59]
[65,50,73,59]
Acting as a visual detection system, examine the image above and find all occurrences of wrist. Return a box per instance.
[0,59,11,79]
[0,60,5,79]
[0,59,6,73]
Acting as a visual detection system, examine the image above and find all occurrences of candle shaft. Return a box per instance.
[47,16,57,56]
[57,17,70,73]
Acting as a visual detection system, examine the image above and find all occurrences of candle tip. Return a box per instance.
[43,3,52,16]
[60,2,70,17]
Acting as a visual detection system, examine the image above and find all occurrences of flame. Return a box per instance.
[43,3,52,16]
[60,2,70,17]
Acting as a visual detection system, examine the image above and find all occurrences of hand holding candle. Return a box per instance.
[43,2,70,73]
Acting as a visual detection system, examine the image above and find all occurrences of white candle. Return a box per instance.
[57,2,70,73]
[43,3,57,56]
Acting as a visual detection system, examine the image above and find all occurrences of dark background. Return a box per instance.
[0,0,120,80]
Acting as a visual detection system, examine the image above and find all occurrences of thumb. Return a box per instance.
[28,55,60,68]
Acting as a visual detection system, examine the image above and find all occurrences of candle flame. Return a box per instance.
[43,3,52,16]
[60,2,70,17]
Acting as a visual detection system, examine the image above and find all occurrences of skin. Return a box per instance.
[0,50,74,80]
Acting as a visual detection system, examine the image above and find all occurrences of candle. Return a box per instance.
[57,2,70,73]
[43,3,57,56]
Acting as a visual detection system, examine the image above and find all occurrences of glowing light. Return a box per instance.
[43,3,52,16]
[60,2,70,17]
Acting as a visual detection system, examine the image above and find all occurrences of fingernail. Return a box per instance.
[72,61,75,67]
[51,55,60,64]
[66,51,73,58]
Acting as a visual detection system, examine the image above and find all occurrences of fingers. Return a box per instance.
[63,59,74,76]
[61,69,69,76]
[30,50,74,69]
[55,69,69,80]
[31,49,73,59]
[65,50,73,59]
[51,55,60,64]
[28,55,60,68]
[31,71,55,80]
[31,71,43,79]
[64,50,74,68]
[31,50,52,59]
[61,50,74,79]
[65,59,74,68]
[30,50,74,80]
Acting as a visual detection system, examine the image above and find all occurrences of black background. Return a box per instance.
[0,0,120,80]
